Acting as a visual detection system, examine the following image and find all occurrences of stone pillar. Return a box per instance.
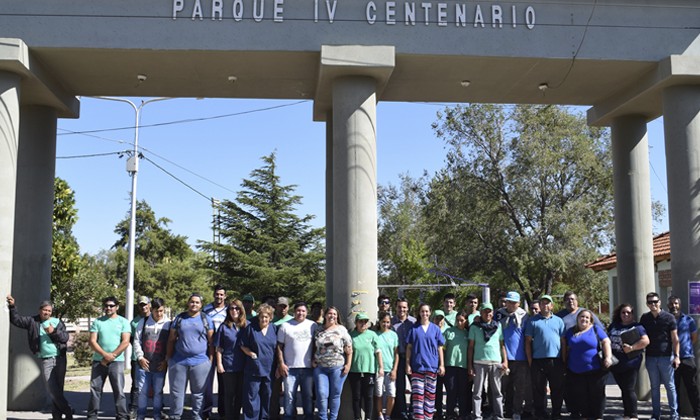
[326,109,334,307]
[610,114,655,400]
[331,76,379,328]
[8,105,58,410]
[0,71,22,419]
[662,85,700,415]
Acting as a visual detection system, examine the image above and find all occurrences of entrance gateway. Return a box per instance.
[2,0,700,415]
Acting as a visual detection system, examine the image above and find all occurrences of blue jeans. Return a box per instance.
[283,368,314,420]
[138,370,167,420]
[314,365,348,420]
[169,360,212,420]
[646,355,678,418]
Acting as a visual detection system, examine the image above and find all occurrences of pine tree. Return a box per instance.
[200,152,326,303]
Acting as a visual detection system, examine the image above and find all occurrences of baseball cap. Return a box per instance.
[433,310,446,318]
[540,295,553,303]
[506,292,520,302]
[138,296,150,305]
[480,302,494,311]
[355,312,370,321]
[277,297,290,306]
[242,294,255,302]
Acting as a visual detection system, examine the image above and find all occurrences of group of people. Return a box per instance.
[6,287,700,420]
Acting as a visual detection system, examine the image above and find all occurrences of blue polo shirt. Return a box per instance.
[524,314,565,359]
[675,312,697,359]
[392,315,416,354]
[405,322,445,373]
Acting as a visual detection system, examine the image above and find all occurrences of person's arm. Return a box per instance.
[437,343,445,377]
[216,347,225,373]
[134,320,149,370]
[525,336,533,367]
[376,349,384,374]
[6,296,33,329]
[560,336,567,363]
[390,346,399,381]
[467,339,475,378]
[342,344,352,376]
[277,343,288,378]
[693,331,698,346]
[113,332,131,358]
[166,327,178,362]
[602,337,613,368]
[671,329,681,369]
[623,331,650,353]
[405,343,413,376]
[51,320,71,345]
[500,340,508,371]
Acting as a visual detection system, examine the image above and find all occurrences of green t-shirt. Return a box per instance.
[131,315,143,361]
[350,329,379,374]
[246,310,258,321]
[39,318,61,358]
[443,310,457,328]
[90,315,131,362]
[468,323,504,363]
[376,330,399,373]
[443,326,469,368]
[468,313,480,325]
[273,314,293,326]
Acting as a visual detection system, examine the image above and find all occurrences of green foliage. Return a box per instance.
[199,152,326,303]
[71,331,93,368]
[51,178,113,322]
[423,104,616,305]
[111,201,212,311]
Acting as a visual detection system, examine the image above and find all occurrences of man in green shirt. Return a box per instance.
[442,293,457,328]
[273,297,293,326]
[243,294,258,320]
[88,296,132,420]
[129,296,151,418]
[465,293,480,325]
[7,295,73,420]
[468,303,508,420]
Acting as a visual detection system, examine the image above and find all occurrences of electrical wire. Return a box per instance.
[548,0,598,89]
[56,151,129,159]
[141,155,212,202]
[58,100,307,136]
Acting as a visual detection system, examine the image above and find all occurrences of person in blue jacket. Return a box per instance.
[167,293,215,420]
[214,298,248,420]
[240,303,278,420]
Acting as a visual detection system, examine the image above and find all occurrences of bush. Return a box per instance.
[72,331,93,368]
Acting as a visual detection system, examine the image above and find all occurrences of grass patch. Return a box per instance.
[64,379,90,392]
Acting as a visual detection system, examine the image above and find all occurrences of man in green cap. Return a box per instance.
[243,294,257,320]
[524,295,566,420]
[468,303,508,420]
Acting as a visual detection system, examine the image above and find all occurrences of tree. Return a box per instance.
[424,104,618,305]
[51,177,112,322]
[111,200,212,311]
[199,152,326,303]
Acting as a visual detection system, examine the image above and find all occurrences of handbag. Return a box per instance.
[593,325,619,370]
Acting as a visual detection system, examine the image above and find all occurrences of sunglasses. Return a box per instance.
[104,304,117,308]
[229,307,241,311]
[380,300,390,305]
[647,300,660,305]
[621,311,633,315]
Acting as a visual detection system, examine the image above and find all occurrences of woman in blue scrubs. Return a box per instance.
[214,298,248,420]
[240,303,277,420]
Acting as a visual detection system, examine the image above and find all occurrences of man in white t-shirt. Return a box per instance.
[277,301,317,420]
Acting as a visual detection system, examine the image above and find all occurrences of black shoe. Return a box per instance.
[129,409,138,420]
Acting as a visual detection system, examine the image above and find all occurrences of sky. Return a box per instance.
[55,98,670,256]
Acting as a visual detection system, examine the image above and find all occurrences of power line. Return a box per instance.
[141,155,212,202]
[56,151,128,159]
[548,0,598,89]
[58,100,306,136]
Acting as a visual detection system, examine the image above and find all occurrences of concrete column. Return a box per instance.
[610,115,655,400]
[326,109,334,307]
[8,105,57,410]
[0,71,22,419]
[331,76,379,328]
[662,86,700,308]
[662,86,700,416]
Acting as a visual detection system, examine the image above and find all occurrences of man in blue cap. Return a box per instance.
[525,295,566,420]
[495,291,530,420]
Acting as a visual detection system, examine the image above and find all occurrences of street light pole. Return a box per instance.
[91,96,171,361]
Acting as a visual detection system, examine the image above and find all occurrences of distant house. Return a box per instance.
[585,231,672,311]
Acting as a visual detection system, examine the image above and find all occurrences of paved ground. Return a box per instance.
[4,373,682,420]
